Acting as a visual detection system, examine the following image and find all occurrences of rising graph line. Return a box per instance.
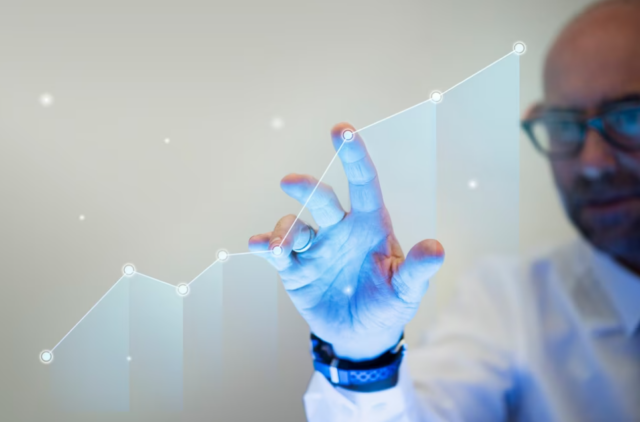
[278,49,518,244]
[50,277,126,353]
[41,45,523,362]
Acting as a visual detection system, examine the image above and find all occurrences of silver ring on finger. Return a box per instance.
[293,225,316,253]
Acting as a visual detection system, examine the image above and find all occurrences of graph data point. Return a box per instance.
[40,350,53,364]
[468,179,478,190]
[39,93,54,107]
[513,42,526,55]
[272,246,283,256]
[217,249,229,262]
[176,283,190,297]
[341,129,355,142]
[122,263,136,277]
[430,91,443,103]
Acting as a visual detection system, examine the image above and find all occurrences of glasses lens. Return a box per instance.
[603,106,640,147]
[529,116,584,156]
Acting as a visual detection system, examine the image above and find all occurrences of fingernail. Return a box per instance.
[269,238,282,250]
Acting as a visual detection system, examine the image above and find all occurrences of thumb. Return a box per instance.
[392,239,445,304]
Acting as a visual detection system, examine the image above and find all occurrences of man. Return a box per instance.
[249,0,640,420]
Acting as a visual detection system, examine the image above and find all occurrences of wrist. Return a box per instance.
[329,327,405,361]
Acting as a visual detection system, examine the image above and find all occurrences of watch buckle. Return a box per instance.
[329,358,340,384]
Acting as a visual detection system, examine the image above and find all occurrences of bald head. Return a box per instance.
[544,0,640,107]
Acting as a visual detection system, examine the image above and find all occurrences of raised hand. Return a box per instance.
[249,122,444,360]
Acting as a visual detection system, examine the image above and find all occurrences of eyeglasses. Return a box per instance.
[521,103,640,159]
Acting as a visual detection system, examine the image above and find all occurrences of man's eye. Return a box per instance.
[545,120,582,142]
[607,109,640,136]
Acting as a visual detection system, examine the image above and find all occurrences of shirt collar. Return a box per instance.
[586,242,640,337]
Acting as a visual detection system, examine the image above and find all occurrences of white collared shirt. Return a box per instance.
[304,239,640,422]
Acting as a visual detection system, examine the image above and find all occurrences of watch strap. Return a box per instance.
[312,358,403,392]
[310,333,406,392]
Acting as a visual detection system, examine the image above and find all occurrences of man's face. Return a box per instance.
[543,2,640,266]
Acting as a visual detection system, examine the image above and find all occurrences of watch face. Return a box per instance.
[319,343,333,356]
[311,335,338,363]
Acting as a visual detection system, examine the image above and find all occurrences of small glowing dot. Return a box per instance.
[164,138,171,144]
[79,214,85,221]
[177,283,189,297]
[513,42,526,55]
[272,246,283,256]
[40,350,53,364]
[122,264,136,276]
[217,249,229,262]
[39,93,54,107]
[271,117,284,130]
[127,356,132,362]
[342,129,355,142]
[344,286,353,295]
[468,179,478,189]
[430,91,443,103]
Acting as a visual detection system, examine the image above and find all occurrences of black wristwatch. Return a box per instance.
[310,333,406,392]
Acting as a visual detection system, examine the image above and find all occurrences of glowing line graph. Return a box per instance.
[39,43,525,364]
[278,47,521,246]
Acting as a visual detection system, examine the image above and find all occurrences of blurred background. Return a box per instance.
[0,0,590,420]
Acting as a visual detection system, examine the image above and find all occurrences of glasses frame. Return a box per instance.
[521,103,640,160]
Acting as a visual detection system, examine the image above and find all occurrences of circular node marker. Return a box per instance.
[176,283,190,297]
[513,42,526,55]
[468,179,478,190]
[341,129,355,142]
[39,93,54,107]
[430,91,443,103]
[272,245,283,256]
[217,249,229,262]
[122,263,136,277]
[40,350,53,364]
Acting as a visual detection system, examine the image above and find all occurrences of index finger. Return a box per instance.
[331,122,385,213]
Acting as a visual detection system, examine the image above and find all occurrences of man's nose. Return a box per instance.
[577,130,617,179]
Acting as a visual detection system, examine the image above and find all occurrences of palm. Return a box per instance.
[287,211,414,343]
[250,123,443,359]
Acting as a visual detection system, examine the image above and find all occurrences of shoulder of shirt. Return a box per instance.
[455,236,589,296]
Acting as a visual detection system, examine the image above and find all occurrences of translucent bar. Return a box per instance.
[436,53,520,294]
[49,277,130,412]
[221,254,279,418]
[183,261,223,413]
[360,102,438,248]
[129,273,183,412]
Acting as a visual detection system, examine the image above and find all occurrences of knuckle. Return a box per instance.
[393,275,415,305]
[278,214,295,224]
[286,214,297,221]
